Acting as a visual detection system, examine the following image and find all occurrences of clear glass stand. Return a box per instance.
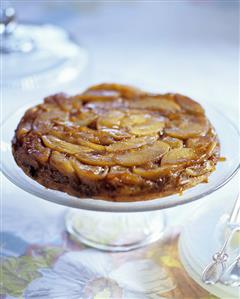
[0,4,88,90]
[65,209,166,251]
[1,84,239,252]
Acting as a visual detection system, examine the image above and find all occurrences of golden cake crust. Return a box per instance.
[12,83,220,202]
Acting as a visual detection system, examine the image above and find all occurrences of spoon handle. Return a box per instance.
[220,254,240,287]
[202,227,239,284]
[229,193,240,227]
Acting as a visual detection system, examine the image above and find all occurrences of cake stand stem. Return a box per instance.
[65,209,166,252]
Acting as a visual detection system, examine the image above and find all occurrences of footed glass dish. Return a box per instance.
[1,102,239,251]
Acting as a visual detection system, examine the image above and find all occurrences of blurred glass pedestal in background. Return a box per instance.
[65,209,166,251]
[1,3,89,117]
[1,23,88,90]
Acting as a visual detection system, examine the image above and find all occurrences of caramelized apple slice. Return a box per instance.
[117,173,144,185]
[42,135,91,155]
[50,151,75,175]
[179,174,209,186]
[49,130,105,151]
[70,158,108,181]
[75,152,116,166]
[133,165,183,179]
[186,136,218,157]
[108,167,143,184]
[97,110,125,129]
[185,161,215,177]
[44,94,80,114]
[175,94,204,115]
[68,111,98,127]
[108,165,128,174]
[130,120,165,136]
[78,127,127,145]
[100,128,131,140]
[121,112,150,127]
[71,96,82,111]
[161,148,197,165]
[28,136,51,164]
[71,135,105,151]
[76,138,105,151]
[117,185,143,196]
[16,120,32,138]
[85,99,126,111]
[121,113,165,136]
[106,136,157,152]
[72,87,120,102]
[44,93,76,112]
[55,98,75,112]
[78,127,115,145]
[162,136,183,148]
[129,96,181,112]
[85,83,143,99]
[33,108,68,132]
[115,141,170,166]
[186,136,213,149]
[205,141,218,157]
[165,116,209,139]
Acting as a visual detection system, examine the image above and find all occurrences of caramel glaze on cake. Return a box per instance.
[12,83,220,202]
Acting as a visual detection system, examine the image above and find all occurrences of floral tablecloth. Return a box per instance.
[1,177,218,299]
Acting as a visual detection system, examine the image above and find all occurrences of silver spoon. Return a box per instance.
[220,254,240,287]
[202,194,240,285]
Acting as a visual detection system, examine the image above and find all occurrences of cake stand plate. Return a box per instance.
[1,100,239,251]
[179,193,240,298]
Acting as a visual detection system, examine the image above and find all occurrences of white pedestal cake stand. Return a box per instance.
[1,103,239,251]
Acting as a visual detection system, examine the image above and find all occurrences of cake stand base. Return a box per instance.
[65,209,166,251]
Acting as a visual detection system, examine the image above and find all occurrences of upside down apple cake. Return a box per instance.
[12,83,220,201]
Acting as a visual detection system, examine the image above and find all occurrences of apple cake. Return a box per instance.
[12,83,220,201]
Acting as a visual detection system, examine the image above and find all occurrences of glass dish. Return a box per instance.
[1,24,88,90]
[1,103,239,213]
[1,102,239,250]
